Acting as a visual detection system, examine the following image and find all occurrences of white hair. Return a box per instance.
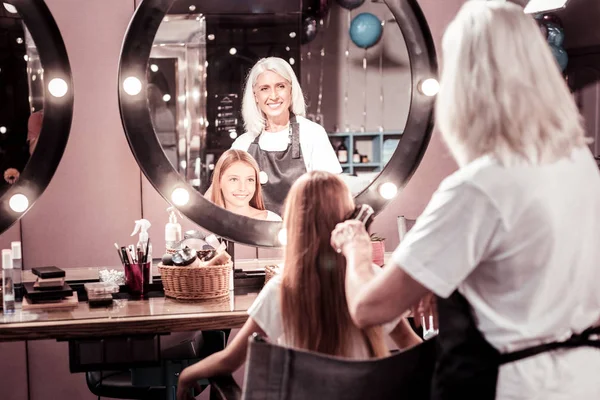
[435,1,587,167]
[241,57,306,137]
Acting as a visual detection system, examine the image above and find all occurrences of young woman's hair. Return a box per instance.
[209,149,265,210]
[280,171,388,358]
[435,1,587,167]
[241,57,306,137]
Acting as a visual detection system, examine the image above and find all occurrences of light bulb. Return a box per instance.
[48,78,68,98]
[162,94,171,102]
[419,78,440,97]
[9,194,28,213]
[278,229,287,246]
[150,64,159,72]
[378,182,398,200]
[123,76,142,96]
[171,188,190,206]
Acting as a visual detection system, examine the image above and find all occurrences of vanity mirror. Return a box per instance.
[119,0,436,246]
[0,0,73,235]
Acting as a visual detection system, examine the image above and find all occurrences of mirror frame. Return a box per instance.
[0,0,74,234]
[118,0,437,247]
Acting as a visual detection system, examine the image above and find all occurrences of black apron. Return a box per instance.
[432,290,600,399]
[247,114,307,215]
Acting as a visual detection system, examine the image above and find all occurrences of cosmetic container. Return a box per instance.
[85,282,119,307]
[165,207,182,254]
[421,314,439,340]
[10,242,22,288]
[2,249,15,313]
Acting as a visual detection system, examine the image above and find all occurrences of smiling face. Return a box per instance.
[220,161,258,209]
[253,70,291,123]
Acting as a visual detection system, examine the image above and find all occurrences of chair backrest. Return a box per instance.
[241,335,437,400]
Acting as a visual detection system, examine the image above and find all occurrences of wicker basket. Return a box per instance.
[264,264,280,285]
[159,261,232,300]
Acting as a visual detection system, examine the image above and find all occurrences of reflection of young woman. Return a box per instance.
[210,149,281,221]
[176,171,420,399]
[231,57,341,214]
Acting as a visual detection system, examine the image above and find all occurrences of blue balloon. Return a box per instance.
[349,13,382,49]
[546,23,565,47]
[550,44,568,72]
[336,0,364,11]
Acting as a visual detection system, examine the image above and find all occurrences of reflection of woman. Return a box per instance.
[231,57,341,214]
[332,3,600,400]
[177,171,420,399]
[27,109,43,155]
[210,149,281,221]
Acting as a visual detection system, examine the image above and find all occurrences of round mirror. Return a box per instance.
[0,1,73,234]
[119,0,436,246]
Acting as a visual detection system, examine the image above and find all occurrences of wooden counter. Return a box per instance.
[0,264,264,342]
[0,290,258,342]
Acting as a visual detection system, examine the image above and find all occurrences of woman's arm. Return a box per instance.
[177,317,266,399]
[332,220,429,329]
[388,318,422,350]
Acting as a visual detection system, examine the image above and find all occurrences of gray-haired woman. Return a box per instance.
[229,57,341,214]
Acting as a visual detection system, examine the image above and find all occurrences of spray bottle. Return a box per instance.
[132,219,152,285]
[165,207,182,254]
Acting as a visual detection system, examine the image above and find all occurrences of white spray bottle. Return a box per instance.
[131,219,152,264]
[165,207,182,254]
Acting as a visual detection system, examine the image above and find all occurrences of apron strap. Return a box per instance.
[499,325,600,365]
[290,114,301,159]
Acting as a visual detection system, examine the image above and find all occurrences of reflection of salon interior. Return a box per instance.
[5,0,600,399]
[0,10,43,194]
[148,5,302,193]
[146,0,409,195]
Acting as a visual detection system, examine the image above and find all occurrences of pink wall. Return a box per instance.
[0,0,466,399]
[0,222,20,255]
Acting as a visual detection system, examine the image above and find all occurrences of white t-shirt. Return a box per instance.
[231,116,342,174]
[248,272,400,360]
[392,147,600,399]
[265,210,282,221]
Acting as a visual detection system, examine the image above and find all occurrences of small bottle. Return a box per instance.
[10,241,22,289]
[421,314,439,340]
[337,142,348,163]
[165,207,182,254]
[353,148,361,163]
[2,249,15,314]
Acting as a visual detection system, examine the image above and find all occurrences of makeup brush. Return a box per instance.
[115,243,125,265]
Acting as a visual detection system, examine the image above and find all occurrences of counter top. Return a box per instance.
[0,290,258,342]
[1,253,395,342]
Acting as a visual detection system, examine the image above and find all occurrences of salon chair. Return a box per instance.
[208,333,437,400]
[85,330,227,400]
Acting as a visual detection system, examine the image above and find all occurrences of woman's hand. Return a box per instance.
[330,220,372,261]
[176,368,203,400]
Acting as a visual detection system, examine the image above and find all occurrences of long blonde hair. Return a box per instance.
[280,171,388,358]
[436,1,586,167]
[210,149,265,210]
